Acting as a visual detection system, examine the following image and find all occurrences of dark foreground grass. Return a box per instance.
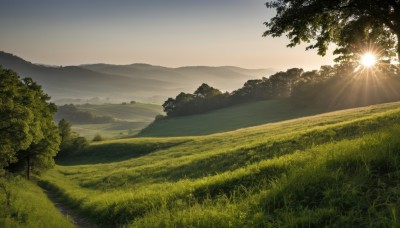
[39,102,400,227]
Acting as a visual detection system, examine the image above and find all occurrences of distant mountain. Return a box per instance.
[0,51,275,104]
[81,64,275,93]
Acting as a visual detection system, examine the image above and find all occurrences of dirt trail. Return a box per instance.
[44,190,95,228]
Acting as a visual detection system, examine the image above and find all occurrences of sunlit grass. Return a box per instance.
[39,101,400,227]
[0,176,74,227]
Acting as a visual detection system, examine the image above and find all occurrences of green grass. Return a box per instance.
[70,103,164,139]
[138,99,322,137]
[0,176,74,228]
[38,101,400,227]
[71,121,149,139]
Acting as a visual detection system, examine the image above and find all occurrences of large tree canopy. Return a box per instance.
[264,0,400,62]
[0,66,60,179]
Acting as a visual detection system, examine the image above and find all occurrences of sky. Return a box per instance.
[0,0,335,71]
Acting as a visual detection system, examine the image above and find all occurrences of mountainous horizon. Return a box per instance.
[0,51,276,104]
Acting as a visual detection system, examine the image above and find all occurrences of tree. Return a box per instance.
[58,118,72,146]
[194,83,222,99]
[0,67,33,170]
[264,0,400,62]
[56,119,89,159]
[0,67,61,179]
[92,134,103,142]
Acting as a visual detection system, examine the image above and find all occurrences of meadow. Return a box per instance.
[38,101,400,227]
[70,103,163,139]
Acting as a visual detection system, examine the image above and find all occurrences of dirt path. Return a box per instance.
[44,190,95,228]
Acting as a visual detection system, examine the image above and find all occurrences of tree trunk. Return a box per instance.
[396,32,400,62]
[26,155,30,180]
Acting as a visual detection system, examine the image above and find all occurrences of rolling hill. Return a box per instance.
[138,99,322,137]
[39,101,400,227]
[0,51,275,104]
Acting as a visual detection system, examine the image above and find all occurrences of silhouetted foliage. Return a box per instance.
[264,0,400,62]
[231,68,303,102]
[163,83,230,117]
[162,64,400,118]
[55,104,115,124]
[291,63,400,110]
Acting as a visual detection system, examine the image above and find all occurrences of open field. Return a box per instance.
[69,103,163,139]
[138,99,322,137]
[71,122,149,139]
[39,101,400,227]
[75,103,163,122]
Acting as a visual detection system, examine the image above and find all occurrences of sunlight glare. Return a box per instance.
[360,53,377,68]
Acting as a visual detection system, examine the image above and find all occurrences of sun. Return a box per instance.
[360,53,377,68]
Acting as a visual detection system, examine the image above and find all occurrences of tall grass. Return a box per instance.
[132,128,400,227]
[39,102,400,227]
[0,176,74,228]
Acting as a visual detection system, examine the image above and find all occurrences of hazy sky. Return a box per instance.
[0,0,335,70]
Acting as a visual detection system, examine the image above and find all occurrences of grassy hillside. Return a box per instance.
[39,101,400,227]
[69,103,163,139]
[138,99,321,137]
[0,176,74,227]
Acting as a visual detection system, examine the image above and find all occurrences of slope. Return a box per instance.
[138,99,321,137]
[39,101,400,227]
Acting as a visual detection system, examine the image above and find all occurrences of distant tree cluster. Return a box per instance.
[56,119,89,158]
[0,67,60,179]
[163,83,230,117]
[55,104,115,124]
[231,68,303,102]
[163,64,400,117]
[162,69,303,117]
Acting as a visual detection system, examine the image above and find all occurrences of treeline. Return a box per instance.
[291,63,400,109]
[162,68,305,117]
[162,63,400,117]
[55,104,115,124]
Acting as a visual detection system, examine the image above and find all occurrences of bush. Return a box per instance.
[92,134,103,142]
